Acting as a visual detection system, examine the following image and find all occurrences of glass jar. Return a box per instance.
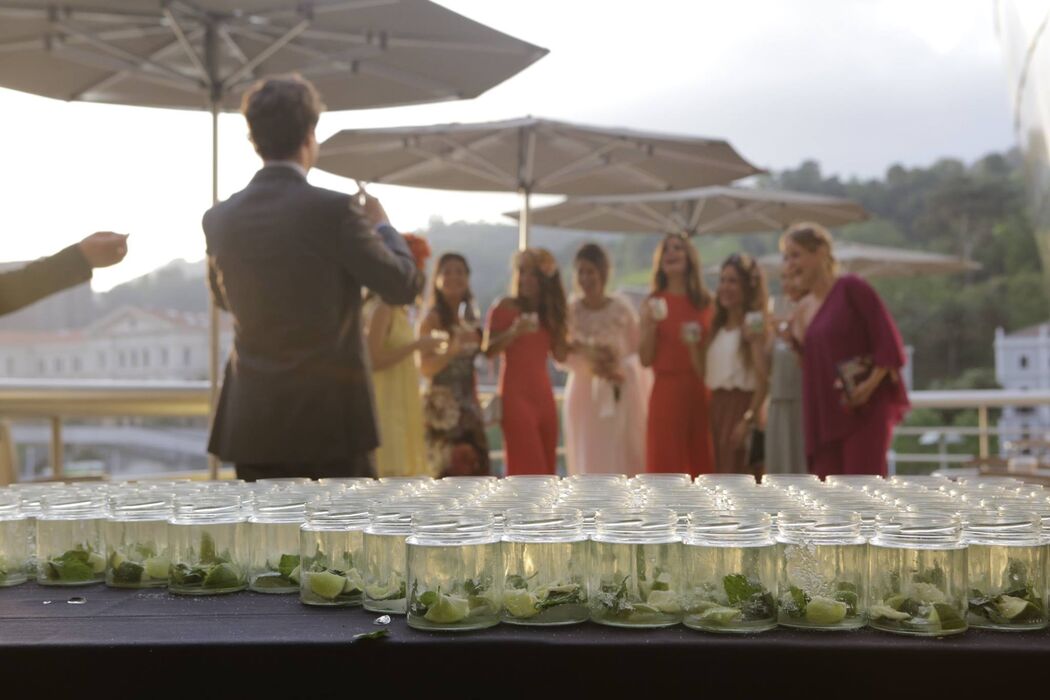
[168,494,247,595]
[776,510,867,630]
[36,492,106,586]
[105,492,172,588]
[868,512,967,636]
[589,508,682,628]
[0,494,29,586]
[364,501,451,613]
[406,509,501,631]
[963,510,1046,631]
[299,498,370,607]
[682,512,777,633]
[249,493,309,593]
[500,507,589,626]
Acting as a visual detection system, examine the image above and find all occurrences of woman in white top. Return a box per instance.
[706,253,769,474]
[563,243,649,475]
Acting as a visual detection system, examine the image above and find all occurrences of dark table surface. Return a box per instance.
[2,583,1046,695]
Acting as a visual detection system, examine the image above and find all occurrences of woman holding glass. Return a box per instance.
[483,248,568,475]
[781,222,909,477]
[563,243,648,475]
[639,234,715,476]
[365,234,443,477]
[706,253,769,475]
[418,252,491,477]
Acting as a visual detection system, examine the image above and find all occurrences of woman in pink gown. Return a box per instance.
[563,244,649,475]
[782,222,909,478]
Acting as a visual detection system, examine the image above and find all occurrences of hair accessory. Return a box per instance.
[403,234,431,271]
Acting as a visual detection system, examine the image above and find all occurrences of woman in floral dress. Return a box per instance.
[419,253,491,476]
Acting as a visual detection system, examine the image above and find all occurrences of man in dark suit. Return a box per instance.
[0,233,128,317]
[203,75,423,481]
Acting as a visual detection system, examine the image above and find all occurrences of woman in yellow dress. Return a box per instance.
[365,235,442,476]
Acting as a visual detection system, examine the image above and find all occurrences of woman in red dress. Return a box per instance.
[639,234,715,476]
[483,248,568,475]
[782,222,909,478]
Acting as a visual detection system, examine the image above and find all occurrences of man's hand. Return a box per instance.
[361,193,390,229]
[78,232,128,268]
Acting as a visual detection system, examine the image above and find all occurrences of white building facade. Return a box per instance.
[995,323,1050,449]
[0,307,232,381]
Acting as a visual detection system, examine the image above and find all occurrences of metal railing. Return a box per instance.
[0,379,1048,481]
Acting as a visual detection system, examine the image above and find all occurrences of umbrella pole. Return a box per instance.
[518,188,530,251]
[207,98,220,480]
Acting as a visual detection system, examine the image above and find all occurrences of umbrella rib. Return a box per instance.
[222,19,311,88]
[428,135,515,185]
[687,197,708,232]
[635,202,682,232]
[162,6,208,82]
[66,28,205,102]
[693,201,766,234]
[218,27,251,67]
[381,146,514,187]
[532,140,621,190]
[647,146,759,176]
[54,21,201,87]
[57,44,205,98]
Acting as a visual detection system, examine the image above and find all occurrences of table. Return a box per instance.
[1,583,1045,695]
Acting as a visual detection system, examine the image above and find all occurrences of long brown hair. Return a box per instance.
[650,233,711,308]
[428,252,476,331]
[711,253,768,369]
[512,247,567,345]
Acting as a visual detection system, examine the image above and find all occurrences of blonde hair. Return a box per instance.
[780,222,838,275]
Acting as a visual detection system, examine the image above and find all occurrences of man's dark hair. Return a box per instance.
[241,75,325,160]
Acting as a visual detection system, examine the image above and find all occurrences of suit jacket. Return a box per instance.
[0,244,91,318]
[202,165,423,466]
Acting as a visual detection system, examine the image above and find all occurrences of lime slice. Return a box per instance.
[698,606,742,625]
[366,582,401,601]
[88,552,106,574]
[646,589,682,614]
[996,595,1033,620]
[288,566,301,585]
[652,572,673,592]
[424,592,470,624]
[203,563,241,589]
[144,556,170,580]
[630,603,661,615]
[884,594,908,610]
[931,603,966,631]
[109,550,127,571]
[869,604,910,621]
[805,596,848,625]
[343,569,364,594]
[909,582,947,604]
[503,589,540,618]
[306,571,347,600]
[685,598,721,615]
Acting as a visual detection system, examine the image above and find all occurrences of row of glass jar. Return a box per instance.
[355,507,1044,635]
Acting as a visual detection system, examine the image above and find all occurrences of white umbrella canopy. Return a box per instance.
[508,186,868,236]
[757,243,981,279]
[316,117,764,248]
[0,0,549,110]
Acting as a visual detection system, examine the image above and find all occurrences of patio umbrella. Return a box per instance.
[757,242,981,278]
[316,117,763,249]
[508,186,867,236]
[0,0,547,476]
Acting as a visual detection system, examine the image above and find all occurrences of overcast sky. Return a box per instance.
[0,0,1016,290]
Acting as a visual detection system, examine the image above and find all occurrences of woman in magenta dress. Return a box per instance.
[781,222,909,478]
[639,234,715,477]
[483,248,568,475]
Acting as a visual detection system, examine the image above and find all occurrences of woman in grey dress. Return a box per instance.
[764,267,808,474]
